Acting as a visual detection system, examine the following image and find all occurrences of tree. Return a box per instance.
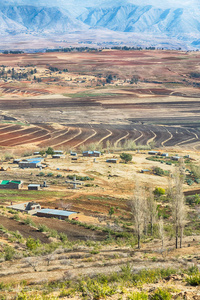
[147,188,157,236]
[120,153,132,163]
[108,207,115,219]
[106,74,113,83]
[129,182,145,249]
[159,217,164,251]
[171,166,186,249]
[39,150,46,156]
[46,147,54,155]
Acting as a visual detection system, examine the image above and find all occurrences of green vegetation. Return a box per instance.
[120,153,132,163]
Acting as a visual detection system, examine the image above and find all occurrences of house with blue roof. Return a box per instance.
[19,157,44,168]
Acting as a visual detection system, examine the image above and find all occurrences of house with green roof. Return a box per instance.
[0,180,23,189]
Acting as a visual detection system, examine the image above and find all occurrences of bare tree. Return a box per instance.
[171,165,186,249]
[146,187,157,236]
[159,217,164,250]
[24,257,40,272]
[59,200,71,211]
[129,181,145,249]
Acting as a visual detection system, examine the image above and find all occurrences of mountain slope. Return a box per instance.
[78,4,200,37]
[0,5,87,34]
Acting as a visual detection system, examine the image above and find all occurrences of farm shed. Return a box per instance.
[161,153,168,157]
[28,184,40,190]
[70,152,77,156]
[37,209,78,220]
[106,159,118,163]
[148,151,158,155]
[141,169,150,173]
[7,201,41,215]
[83,151,101,157]
[54,150,64,154]
[52,154,66,159]
[13,159,21,164]
[172,156,181,161]
[33,152,40,155]
[0,180,23,189]
[19,157,44,168]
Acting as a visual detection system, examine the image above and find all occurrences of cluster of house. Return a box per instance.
[148,151,182,161]
[0,180,46,190]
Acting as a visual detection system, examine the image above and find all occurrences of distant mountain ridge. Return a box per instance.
[78,4,200,37]
[0,5,87,34]
[0,3,200,49]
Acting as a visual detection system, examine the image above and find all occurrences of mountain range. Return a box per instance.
[0,2,200,50]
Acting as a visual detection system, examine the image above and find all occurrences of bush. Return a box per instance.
[47,172,54,177]
[38,172,45,177]
[150,288,172,300]
[38,224,49,232]
[154,167,164,176]
[186,273,200,286]
[26,237,41,250]
[4,245,15,261]
[120,153,132,163]
[154,187,165,196]
[12,214,20,221]
[128,292,148,300]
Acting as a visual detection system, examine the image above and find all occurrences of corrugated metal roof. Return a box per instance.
[38,209,77,217]
[28,184,40,187]
[20,160,41,164]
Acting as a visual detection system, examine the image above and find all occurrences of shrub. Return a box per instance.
[127,292,148,300]
[154,187,165,196]
[4,245,15,260]
[13,214,20,221]
[38,224,49,232]
[120,153,132,163]
[186,273,200,286]
[38,172,45,177]
[26,237,41,250]
[47,172,53,177]
[153,167,164,176]
[150,288,172,300]
[59,233,68,242]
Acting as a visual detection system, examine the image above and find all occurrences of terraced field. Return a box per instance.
[0,122,199,150]
[0,50,200,150]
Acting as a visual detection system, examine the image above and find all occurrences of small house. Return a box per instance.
[141,169,150,174]
[0,180,23,189]
[52,154,65,159]
[70,152,77,156]
[54,150,64,154]
[19,157,44,168]
[28,184,40,191]
[148,151,158,155]
[106,159,118,163]
[172,156,181,161]
[83,151,101,157]
[13,159,21,164]
[161,153,168,157]
[7,201,41,215]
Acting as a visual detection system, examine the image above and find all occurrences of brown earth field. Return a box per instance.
[0,50,199,150]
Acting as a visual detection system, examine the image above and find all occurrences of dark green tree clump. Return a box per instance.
[120,153,132,163]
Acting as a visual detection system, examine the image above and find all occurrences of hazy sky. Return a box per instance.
[3,0,199,8]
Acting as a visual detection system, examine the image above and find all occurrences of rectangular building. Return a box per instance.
[37,209,78,220]
[0,180,23,189]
